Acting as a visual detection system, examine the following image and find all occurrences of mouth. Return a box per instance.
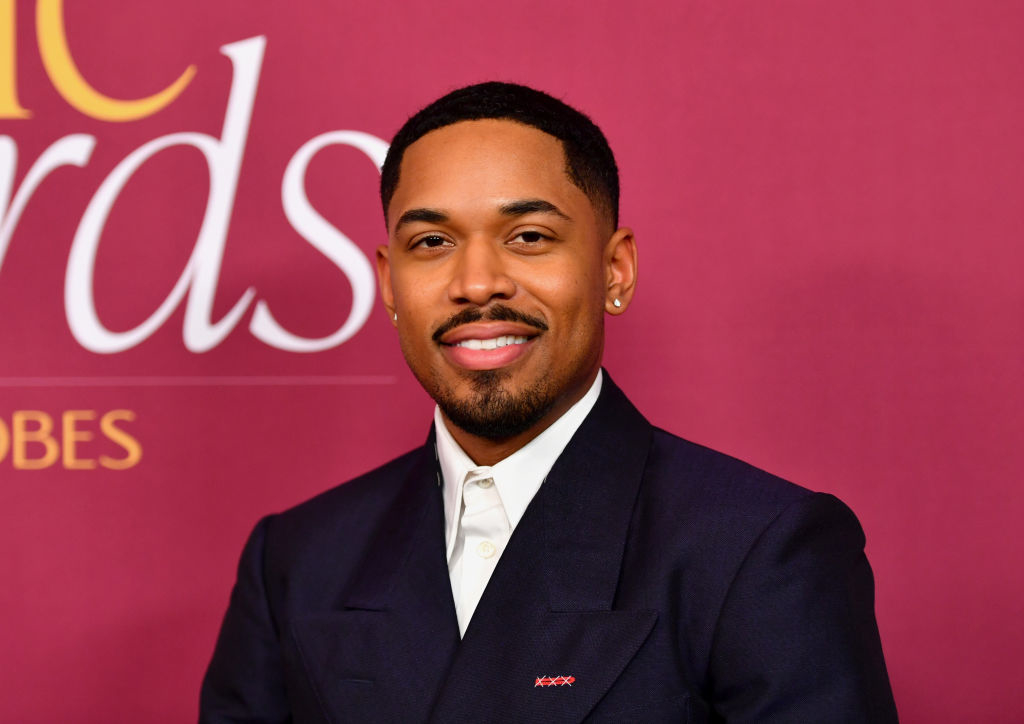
[438,322,541,371]
[451,334,530,351]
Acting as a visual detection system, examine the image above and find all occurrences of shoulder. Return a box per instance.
[597,375,829,517]
[644,426,816,512]
[624,427,872,672]
[281,445,425,523]
[256,444,428,565]
[634,426,862,577]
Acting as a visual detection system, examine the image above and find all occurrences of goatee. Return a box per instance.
[434,368,556,440]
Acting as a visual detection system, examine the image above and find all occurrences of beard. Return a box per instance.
[401,303,600,441]
[416,303,559,440]
[430,367,557,440]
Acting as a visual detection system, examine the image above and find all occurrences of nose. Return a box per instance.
[447,239,516,306]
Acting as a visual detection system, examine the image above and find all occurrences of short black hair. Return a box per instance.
[380,81,619,228]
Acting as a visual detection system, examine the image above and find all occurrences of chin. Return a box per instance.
[434,369,556,440]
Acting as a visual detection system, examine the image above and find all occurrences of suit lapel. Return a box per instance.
[430,377,658,723]
[290,434,462,723]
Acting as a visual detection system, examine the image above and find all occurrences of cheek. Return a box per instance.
[390,266,427,308]
[530,266,605,320]
[391,271,447,337]
[525,252,601,297]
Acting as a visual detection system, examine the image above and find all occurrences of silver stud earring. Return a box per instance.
[612,298,622,308]
[392,312,398,321]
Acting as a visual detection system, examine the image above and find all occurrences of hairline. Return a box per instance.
[384,117,616,233]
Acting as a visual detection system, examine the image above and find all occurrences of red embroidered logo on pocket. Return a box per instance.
[535,675,575,687]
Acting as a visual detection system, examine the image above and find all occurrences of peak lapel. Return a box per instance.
[430,377,658,723]
[291,433,461,724]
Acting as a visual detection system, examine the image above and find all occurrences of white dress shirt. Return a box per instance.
[434,371,603,636]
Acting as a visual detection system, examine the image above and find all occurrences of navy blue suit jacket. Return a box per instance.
[200,377,897,722]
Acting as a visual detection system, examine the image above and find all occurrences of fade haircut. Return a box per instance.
[380,81,619,229]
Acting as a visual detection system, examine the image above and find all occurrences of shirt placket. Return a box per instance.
[456,469,509,633]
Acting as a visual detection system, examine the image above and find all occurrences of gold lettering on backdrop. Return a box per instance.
[0,0,197,120]
[0,415,9,460]
[12,410,59,469]
[36,0,196,121]
[62,409,96,469]
[99,409,141,470]
[0,409,141,470]
[0,0,31,118]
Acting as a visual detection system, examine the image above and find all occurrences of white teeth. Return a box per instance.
[455,335,528,350]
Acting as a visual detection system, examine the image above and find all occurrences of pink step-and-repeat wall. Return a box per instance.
[2,1,1021,721]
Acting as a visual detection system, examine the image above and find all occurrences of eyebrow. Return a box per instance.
[394,208,449,232]
[394,199,573,233]
[499,199,572,222]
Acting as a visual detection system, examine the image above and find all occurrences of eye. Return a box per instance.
[509,229,555,248]
[412,234,452,249]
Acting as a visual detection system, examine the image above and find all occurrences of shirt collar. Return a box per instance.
[435,370,603,561]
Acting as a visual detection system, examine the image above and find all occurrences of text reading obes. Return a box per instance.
[0,409,141,470]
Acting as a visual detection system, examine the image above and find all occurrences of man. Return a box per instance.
[201,82,898,722]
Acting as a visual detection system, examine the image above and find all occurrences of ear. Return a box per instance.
[375,244,398,327]
[603,227,638,315]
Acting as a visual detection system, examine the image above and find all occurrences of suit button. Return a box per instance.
[476,541,497,558]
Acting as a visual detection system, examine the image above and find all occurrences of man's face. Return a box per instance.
[377,119,626,442]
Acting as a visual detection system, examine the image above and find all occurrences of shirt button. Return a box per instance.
[476,541,497,558]
[477,478,494,489]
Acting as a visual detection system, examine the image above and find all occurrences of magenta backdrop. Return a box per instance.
[1,1,1021,721]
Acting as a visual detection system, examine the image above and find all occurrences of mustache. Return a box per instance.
[432,304,549,343]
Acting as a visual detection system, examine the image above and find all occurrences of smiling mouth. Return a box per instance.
[439,327,539,371]
[451,335,530,350]
[433,305,546,371]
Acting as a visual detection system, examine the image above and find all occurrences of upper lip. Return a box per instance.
[438,322,541,345]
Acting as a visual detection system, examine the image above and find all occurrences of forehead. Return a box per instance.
[388,119,594,226]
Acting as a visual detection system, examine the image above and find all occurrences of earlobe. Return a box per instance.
[604,227,638,315]
[375,245,398,326]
